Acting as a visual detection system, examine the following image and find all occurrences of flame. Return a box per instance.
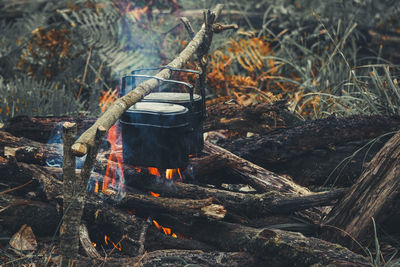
[98,88,125,193]
[147,167,161,177]
[102,124,125,192]
[92,242,96,248]
[165,168,182,180]
[94,181,99,193]
[104,235,122,251]
[135,167,183,180]
[165,169,173,180]
[152,220,177,238]
[149,191,160,197]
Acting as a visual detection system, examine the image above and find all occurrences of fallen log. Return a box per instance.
[124,168,347,218]
[0,194,60,237]
[83,195,215,256]
[204,101,299,134]
[163,219,370,266]
[322,131,400,245]
[203,141,311,195]
[217,115,400,186]
[4,116,95,143]
[0,193,215,256]
[75,249,261,267]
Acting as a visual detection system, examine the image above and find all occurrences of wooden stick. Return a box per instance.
[60,122,78,267]
[212,23,238,33]
[180,17,194,38]
[60,125,105,266]
[79,224,102,259]
[71,4,224,156]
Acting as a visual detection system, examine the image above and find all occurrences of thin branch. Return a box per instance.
[180,17,195,38]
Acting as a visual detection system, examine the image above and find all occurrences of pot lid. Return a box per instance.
[121,102,189,127]
[128,102,187,114]
[143,92,201,103]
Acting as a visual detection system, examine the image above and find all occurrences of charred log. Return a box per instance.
[75,249,261,267]
[167,220,370,266]
[203,141,311,195]
[322,131,400,245]
[0,194,60,237]
[218,115,400,165]
[4,116,95,143]
[125,168,347,218]
[218,115,400,185]
[204,101,299,134]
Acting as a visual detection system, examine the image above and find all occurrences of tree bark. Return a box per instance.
[60,122,79,267]
[322,131,400,245]
[218,115,400,166]
[204,101,299,134]
[177,220,370,266]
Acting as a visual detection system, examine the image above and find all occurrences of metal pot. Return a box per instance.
[141,92,204,154]
[120,102,190,168]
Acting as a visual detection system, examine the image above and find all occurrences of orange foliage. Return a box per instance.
[206,36,287,106]
[17,27,72,79]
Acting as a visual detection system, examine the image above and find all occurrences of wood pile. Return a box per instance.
[1,110,400,266]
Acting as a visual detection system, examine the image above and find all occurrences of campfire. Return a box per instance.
[0,4,399,267]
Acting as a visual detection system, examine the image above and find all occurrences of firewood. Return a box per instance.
[322,131,400,245]
[115,193,226,221]
[204,101,299,134]
[60,122,79,266]
[83,196,216,255]
[219,115,400,166]
[217,115,400,186]
[75,249,260,267]
[180,220,370,266]
[0,193,215,256]
[0,194,60,237]
[124,168,347,218]
[79,224,102,259]
[4,116,95,143]
[203,141,311,195]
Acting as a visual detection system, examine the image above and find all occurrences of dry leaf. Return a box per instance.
[9,224,37,251]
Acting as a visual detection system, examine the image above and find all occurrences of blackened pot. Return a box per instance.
[141,92,204,155]
[120,102,190,168]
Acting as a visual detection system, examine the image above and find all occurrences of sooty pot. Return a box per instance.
[120,102,190,168]
[141,92,204,154]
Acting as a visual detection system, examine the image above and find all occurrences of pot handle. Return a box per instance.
[130,66,205,119]
[125,74,197,128]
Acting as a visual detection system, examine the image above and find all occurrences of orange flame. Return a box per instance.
[148,167,161,177]
[104,235,122,251]
[102,124,125,192]
[165,168,182,180]
[152,220,177,238]
[98,88,125,193]
[149,191,160,197]
[135,167,183,180]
